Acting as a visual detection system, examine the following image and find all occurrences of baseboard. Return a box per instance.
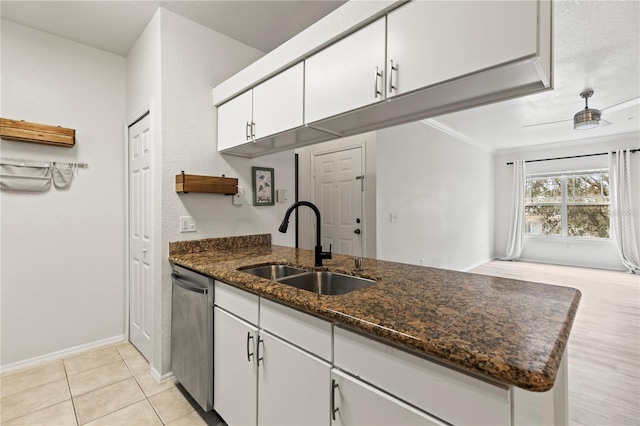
[519,256,626,272]
[0,334,126,374]
[462,257,495,272]
[150,365,175,383]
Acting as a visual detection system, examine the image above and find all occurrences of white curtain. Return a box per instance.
[609,150,640,274]
[502,160,526,260]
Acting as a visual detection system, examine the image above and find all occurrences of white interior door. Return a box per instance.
[128,113,152,360]
[313,147,363,256]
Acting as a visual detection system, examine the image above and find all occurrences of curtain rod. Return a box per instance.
[506,148,639,165]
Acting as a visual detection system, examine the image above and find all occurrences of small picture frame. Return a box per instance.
[252,166,274,206]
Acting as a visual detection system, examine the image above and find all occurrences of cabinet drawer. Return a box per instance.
[331,369,446,426]
[214,281,259,325]
[334,327,511,426]
[260,298,332,361]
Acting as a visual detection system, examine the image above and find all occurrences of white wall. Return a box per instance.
[377,122,493,270]
[296,133,377,258]
[1,20,126,368]
[376,121,494,271]
[494,134,640,271]
[147,9,295,377]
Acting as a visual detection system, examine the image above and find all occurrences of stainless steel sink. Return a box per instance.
[240,264,308,280]
[277,271,376,295]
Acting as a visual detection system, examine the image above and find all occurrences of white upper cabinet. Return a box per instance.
[253,63,304,139]
[217,90,253,152]
[214,0,551,156]
[305,18,386,124]
[387,1,539,97]
[217,63,304,152]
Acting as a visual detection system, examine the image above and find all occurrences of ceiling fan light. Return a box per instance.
[574,108,602,130]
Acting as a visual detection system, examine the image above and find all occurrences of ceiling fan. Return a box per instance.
[525,90,639,130]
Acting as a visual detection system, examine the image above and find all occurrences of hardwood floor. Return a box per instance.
[471,260,640,426]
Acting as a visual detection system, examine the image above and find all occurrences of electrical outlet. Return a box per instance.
[179,216,196,233]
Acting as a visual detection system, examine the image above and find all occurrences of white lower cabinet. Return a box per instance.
[258,331,331,426]
[212,283,566,426]
[333,327,511,426]
[330,369,445,426]
[213,307,258,426]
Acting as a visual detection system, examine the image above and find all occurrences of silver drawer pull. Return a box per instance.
[388,60,397,94]
[374,66,382,98]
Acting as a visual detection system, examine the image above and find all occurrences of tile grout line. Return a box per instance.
[146,394,167,425]
[0,373,74,424]
[75,344,134,425]
[62,349,81,426]
[0,359,66,398]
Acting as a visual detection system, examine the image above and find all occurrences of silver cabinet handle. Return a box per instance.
[251,121,255,139]
[246,332,254,362]
[245,121,251,140]
[331,379,339,421]
[257,336,264,366]
[388,60,397,94]
[373,66,382,98]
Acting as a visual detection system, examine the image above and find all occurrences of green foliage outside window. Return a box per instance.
[525,171,609,239]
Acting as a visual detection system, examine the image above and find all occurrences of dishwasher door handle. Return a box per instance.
[171,274,208,294]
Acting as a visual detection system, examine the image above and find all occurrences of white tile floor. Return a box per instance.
[0,342,223,426]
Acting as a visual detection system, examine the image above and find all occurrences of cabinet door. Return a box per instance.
[387,0,538,97]
[253,63,304,140]
[217,90,253,151]
[330,370,445,426]
[305,18,386,124]
[213,307,258,426]
[258,331,331,426]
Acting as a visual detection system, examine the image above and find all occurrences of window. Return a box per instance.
[525,170,610,238]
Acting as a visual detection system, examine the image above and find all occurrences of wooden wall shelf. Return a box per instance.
[0,118,75,148]
[176,172,238,195]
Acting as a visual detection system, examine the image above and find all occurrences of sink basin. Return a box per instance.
[277,271,376,295]
[240,264,307,280]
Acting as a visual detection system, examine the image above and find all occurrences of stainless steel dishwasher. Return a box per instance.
[171,264,214,411]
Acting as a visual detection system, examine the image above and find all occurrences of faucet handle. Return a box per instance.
[354,257,363,272]
[321,244,332,260]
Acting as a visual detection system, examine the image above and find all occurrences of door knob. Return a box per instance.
[354,229,361,235]
[141,248,147,253]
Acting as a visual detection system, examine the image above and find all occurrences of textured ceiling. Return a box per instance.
[1,1,638,150]
[429,0,640,151]
[0,1,346,55]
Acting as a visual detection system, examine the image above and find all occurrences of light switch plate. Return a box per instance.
[233,187,244,205]
[276,189,288,203]
[179,216,196,232]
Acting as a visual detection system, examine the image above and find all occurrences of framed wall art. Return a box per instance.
[252,166,274,206]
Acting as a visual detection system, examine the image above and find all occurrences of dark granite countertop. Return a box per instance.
[169,235,581,392]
